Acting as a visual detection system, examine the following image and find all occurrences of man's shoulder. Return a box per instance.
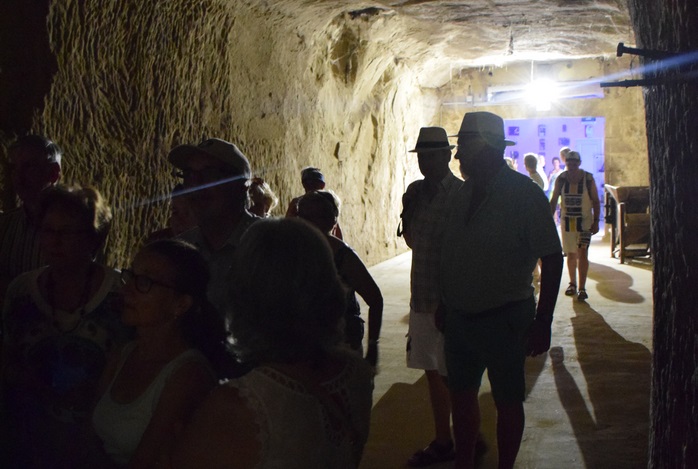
[0,207,25,225]
[178,226,203,243]
[500,166,537,187]
[177,227,206,253]
[240,210,260,226]
[228,211,259,244]
[405,179,424,193]
[442,172,462,190]
[4,267,44,300]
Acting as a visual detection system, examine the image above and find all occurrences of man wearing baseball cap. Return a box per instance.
[168,138,257,322]
[439,112,563,469]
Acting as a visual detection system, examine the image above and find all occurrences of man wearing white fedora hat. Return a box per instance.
[439,112,563,469]
[400,127,464,466]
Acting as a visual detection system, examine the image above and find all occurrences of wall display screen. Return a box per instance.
[504,116,606,224]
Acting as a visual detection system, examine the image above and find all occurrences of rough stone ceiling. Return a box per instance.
[312,0,634,65]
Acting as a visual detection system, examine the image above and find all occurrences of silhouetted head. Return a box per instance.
[122,238,230,373]
[453,112,515,179]
[9,135,62,208]
[524,153,539,172]
[297,190,340,235]
[168,138,252,224]
[37,184,112,263]
[228,218,346,364]
[248,177,279,218]
[300,167,326,192]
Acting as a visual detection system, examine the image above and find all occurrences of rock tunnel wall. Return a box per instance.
[0,0,648,269]
[0,0,440,267]
[627,0,698,467]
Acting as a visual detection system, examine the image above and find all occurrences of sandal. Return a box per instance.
[407,440,455,467]
[577,289,588,301]
[565,283,577,296]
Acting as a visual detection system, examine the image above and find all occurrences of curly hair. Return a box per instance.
[228,218,346,364]
[37,184,112,250]
[248,177,279,217]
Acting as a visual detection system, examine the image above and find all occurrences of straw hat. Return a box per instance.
[450,112,516,147]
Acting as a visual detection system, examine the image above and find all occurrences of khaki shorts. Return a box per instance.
[406,308,447,376]
[561,229,592,254]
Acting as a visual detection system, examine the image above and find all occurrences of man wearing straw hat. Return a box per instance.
[400,127,464,466]
[439,112,563,469]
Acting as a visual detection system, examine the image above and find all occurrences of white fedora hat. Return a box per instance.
[450,112,516,147]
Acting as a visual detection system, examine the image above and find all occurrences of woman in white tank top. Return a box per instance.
[91,239,230,467]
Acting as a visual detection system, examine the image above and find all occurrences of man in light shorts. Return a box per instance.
[400,127,461,467]
[549,150,600,301]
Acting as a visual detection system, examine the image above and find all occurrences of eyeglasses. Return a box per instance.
[121,269,178,294]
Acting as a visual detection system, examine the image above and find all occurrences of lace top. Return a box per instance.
[225,352,373,469]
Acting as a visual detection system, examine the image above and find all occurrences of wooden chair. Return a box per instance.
[604,185,651,263]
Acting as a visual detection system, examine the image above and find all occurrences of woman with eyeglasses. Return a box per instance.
[91,238,230,468]
[1,184,132,468]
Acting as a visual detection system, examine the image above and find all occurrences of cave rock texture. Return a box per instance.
[3,1,698,464]
[0,0,649,268]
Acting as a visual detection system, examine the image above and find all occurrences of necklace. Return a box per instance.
[46,263,97,334]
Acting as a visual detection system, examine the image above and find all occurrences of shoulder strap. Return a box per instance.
[584,171,595,195]
[105,342,138,392]
[398,180,424,237]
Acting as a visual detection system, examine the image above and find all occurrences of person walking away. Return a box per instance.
[549,150,600,301]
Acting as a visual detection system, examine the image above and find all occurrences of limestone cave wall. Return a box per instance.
[0,0,443,267]
[1,0,649,270]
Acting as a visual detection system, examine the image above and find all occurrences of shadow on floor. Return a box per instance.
[551,301,650,468]
[360,353,548,469]
[586,261,647,304]
[476,353,548,468]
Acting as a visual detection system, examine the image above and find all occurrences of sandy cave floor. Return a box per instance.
[359,235,652,469]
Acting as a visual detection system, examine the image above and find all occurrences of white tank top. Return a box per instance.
[92,343,213,464]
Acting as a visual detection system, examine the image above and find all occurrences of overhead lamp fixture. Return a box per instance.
[524,79,559,111]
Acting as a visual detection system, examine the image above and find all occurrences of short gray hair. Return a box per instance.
[228,218,346,364]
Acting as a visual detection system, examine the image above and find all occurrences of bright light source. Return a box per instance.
[525,79,560,111]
